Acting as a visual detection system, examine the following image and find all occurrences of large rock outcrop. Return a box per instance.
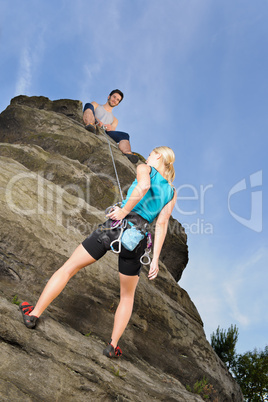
[0,96,243,401]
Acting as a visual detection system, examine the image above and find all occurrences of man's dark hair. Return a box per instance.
[109,89,124,103]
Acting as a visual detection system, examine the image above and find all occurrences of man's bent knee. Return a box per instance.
[83,103,95,114]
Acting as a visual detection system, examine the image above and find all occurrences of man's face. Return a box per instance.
[108,93,122,107]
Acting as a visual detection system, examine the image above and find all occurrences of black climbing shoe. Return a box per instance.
[19,302,38,329]
[85,123,96,134]
[124,153,139,164]
[103,340,122,358]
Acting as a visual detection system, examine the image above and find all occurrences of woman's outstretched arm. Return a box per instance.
[148,189,177,280]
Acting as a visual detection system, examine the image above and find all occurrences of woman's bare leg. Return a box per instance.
[30,245,96,317]
[110,273,139,347]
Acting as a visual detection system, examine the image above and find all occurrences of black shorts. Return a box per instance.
[82,214,148,276]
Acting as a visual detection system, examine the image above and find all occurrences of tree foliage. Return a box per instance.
[210,324,239,369]
[233,346,268,402]
[211,326,268,401]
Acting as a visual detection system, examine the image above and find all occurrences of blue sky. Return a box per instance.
[1,0,267,355]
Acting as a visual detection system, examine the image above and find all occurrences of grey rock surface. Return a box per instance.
[0,96,243,401]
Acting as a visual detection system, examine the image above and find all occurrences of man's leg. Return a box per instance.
[118,139,131,153]
[83,109,95,125]
[83,103,96,133]
[83,103,95,125]
[106,131,139,163]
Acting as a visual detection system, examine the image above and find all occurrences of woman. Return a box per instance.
[20,146,177,358]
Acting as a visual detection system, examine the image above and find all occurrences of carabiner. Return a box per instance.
[109,220,127,254]
[105,202,122,217]
[140,248,151,265]
[110,238,122,254]
[111,220,122,229]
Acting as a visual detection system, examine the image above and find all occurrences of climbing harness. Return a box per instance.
[100,210,151,262]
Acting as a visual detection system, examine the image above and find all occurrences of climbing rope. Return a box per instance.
[100,126,124,202]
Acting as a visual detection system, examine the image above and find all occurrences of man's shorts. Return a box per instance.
[82,218,148,276]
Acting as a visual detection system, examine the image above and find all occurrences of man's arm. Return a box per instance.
[91,101,99,110]
[104,116,118,131]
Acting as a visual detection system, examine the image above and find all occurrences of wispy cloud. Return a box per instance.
[223,283,250,326]
[77,0,212,129]
[15,46,32,95]
[13,18,46,97]
[222,246,268,326]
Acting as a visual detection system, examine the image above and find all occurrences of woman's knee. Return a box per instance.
[57,263,76,281]
[59,253,90,279]
[119,274,139,298]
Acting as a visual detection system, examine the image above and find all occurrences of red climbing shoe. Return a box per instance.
[19,302,38,329]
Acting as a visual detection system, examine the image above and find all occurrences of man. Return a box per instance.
[83,89,138,163]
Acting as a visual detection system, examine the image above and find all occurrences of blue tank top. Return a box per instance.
[122,167,174,223]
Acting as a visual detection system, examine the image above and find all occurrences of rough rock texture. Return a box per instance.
[0,96,243,401]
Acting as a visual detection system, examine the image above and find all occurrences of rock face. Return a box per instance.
[0,96,242,401]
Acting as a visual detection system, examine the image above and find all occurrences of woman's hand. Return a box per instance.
[148,258,159,280]
[106,206,127,221]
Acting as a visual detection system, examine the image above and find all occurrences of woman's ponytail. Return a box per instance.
[153,146,175,183]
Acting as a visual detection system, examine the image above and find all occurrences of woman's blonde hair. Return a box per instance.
[153,146,175,183]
